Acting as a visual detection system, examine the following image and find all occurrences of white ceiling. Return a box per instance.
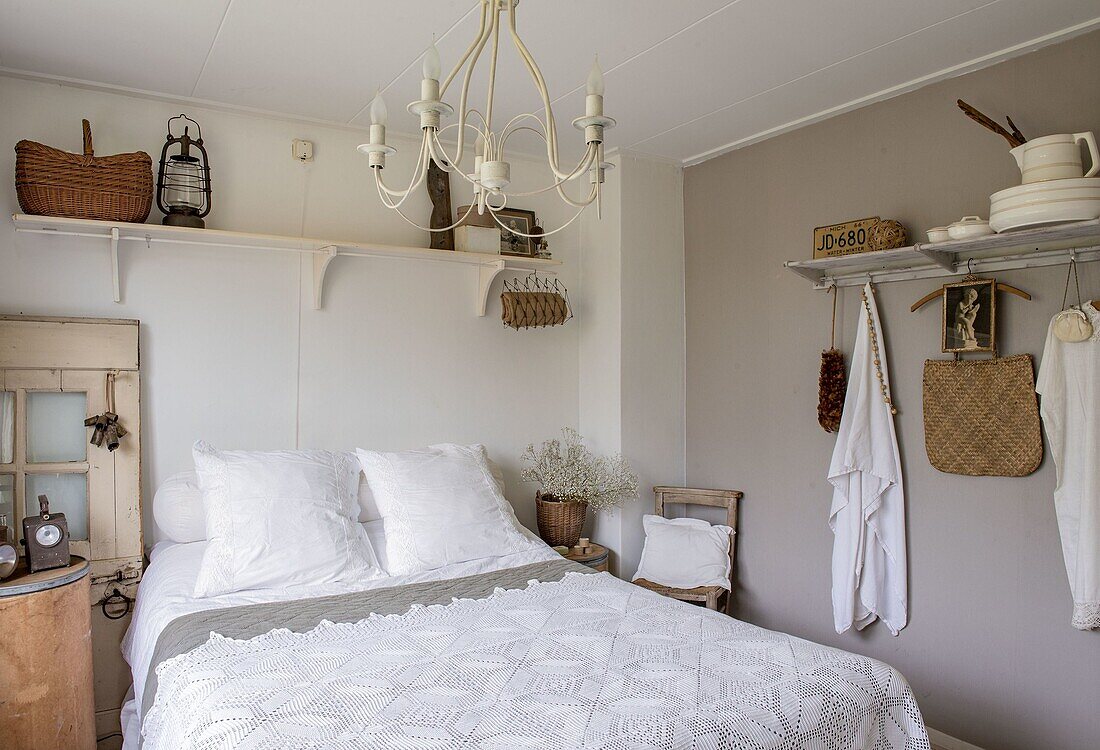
[0,1,1097,165]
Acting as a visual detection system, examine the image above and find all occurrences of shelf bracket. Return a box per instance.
[783,262,826,286]
[476,260,507,316]
[913,244,955,271]
[110,227,121,303]
[312,245,339,310]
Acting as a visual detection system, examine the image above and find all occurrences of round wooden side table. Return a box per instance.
[562,541,609,572]
[0,556,95,750]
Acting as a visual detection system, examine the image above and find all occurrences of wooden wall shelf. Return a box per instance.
[784,219,1100,288]
[11,214,561,315]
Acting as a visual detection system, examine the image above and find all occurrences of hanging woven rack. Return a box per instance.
[500,271,571,329]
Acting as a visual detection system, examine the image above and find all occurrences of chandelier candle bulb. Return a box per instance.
[421,40,441,102]
[586,57,604,117]
[370,92,387,126]
[422,40,441,80]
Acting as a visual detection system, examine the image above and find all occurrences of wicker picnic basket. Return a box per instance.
[15,119,153,222]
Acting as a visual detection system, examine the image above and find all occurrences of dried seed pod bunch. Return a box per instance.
[818,348,846,432]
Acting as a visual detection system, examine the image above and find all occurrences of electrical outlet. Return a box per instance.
[292,139,314,162]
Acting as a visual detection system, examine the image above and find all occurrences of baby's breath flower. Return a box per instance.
[521,428,638,512]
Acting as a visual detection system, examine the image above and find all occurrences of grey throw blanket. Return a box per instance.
[141,558,591,724]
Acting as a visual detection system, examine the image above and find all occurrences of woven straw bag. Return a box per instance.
[16,119,153,222]
[922,354,1042,476]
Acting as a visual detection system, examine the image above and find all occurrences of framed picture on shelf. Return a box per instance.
[942,277,996,353]
[495,207,538,257]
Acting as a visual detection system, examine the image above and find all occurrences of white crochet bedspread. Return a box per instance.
[143,572,930,750]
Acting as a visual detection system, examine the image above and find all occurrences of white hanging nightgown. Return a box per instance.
[828,283,908,636]
[1036,302,1100,630]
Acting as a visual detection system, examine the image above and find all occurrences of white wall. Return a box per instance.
[0,75,582,540]
[682,32,1100,750]
[579,152,686,575]
[578,154,623,556]
[618,154,686,576]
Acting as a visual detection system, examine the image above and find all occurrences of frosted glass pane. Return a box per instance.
[27,392,87,463]
[0,392,12,464]
[0,474,12,529]
[25,473,88,541]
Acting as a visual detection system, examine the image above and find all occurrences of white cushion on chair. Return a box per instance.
[632,514,733,590]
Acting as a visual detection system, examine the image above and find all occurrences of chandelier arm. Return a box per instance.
[498,113,549,154]
[378,184,480,233]
[443,4,494,168]
[376,169,431,212]
[424,122,486,175]
[456,5,498,165]
[375,169,424,210]
[506,4,575,180]
[374,133,429,199]
[554,186,597,209]
[507,144,598,197]
[499,123,546,155]
[483,0,504,143]
[497,114,599,190]
[553,172,600,208]
[488,199,590,239]
[374,135,432,204]
[427,132,482,190]
[440,0,488,96]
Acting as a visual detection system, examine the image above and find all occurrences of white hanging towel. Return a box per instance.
[1036,304,1100,630]
[828,283,908,635]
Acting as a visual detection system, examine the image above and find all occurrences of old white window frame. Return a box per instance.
[0,316,142,596]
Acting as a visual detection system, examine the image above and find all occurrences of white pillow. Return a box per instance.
[356,443,540,575]
[192,441,382,597]
[352,449,506,522]
[150,454,510,537]
[632,514,733,590]
[152,471,207,544]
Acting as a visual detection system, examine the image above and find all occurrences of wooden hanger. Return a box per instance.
[910,261,1032,312]
[911,282,1032,311]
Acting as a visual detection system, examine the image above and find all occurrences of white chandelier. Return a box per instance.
[356,0,614,240]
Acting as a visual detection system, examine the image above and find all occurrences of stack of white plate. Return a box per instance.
[989,177,1100,232]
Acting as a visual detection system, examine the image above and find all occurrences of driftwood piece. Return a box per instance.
[427,160,454,250]
[956,99,1024,148]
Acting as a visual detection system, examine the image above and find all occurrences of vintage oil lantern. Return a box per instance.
[156,114,211,228]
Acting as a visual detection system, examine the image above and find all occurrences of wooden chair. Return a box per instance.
[633,486,741,614]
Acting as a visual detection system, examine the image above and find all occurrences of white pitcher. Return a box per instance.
[1011,132,1099,184]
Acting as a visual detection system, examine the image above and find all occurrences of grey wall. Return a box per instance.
[683,31,1100,750]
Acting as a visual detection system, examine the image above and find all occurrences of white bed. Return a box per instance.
[122,530,929,750]
[120,522,561,749]
[125,447,928,749]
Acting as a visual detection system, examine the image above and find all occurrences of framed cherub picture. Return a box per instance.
[942,277,996,353]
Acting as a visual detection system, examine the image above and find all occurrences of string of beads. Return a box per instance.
[861,288,898,415]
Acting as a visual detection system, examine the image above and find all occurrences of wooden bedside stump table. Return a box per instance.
[0,556,95,750]
[562,539,609,572]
